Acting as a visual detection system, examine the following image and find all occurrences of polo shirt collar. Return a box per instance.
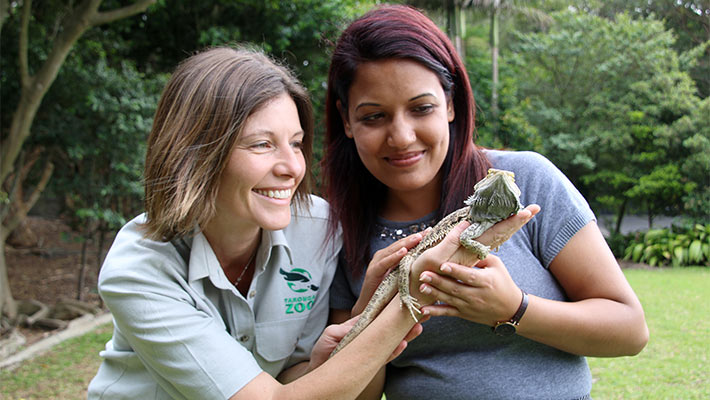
[262,228,293,266]
[187,228,294,285]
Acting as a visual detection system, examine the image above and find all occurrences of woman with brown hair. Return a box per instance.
[324,5,648,399]
[88,45,427,400]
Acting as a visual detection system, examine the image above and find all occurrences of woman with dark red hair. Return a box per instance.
[324,5,648,399]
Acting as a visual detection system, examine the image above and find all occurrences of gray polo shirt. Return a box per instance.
[88,195,340,400]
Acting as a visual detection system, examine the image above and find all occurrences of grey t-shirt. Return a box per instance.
[330,150,595,400]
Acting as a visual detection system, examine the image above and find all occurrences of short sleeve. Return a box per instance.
[98,251,262,399]
[487,150,596,268]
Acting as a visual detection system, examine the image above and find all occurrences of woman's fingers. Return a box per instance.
[354,230,427,315]
[419,255,521,325]
[476,204,540,249]
[446,204,539,267]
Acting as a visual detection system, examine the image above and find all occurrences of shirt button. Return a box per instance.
[249,290,256,298]
[239,335,250,342]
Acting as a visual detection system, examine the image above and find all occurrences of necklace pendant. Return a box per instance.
[377,218,437,241]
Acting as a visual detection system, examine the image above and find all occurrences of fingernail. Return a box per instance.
[398,247,407,255]
[440,264,452,273]
[419,284,431,294]
[419,273,431,283]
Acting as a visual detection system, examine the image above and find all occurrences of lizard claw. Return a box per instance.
[399,295,422,321]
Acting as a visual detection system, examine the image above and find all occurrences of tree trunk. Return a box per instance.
[77,238,90,301]
[0,240,17,320]
[614,198,628,235]
[96,229,107,308]
[490,3,500,138]
[0,0,156,321]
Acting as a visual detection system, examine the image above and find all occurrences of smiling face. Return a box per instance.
[209,93,306,236]
[341,59,454,214]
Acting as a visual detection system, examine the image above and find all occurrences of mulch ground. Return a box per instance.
[5,216,110,346]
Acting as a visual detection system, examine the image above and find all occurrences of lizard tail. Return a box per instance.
[329,272,399,357]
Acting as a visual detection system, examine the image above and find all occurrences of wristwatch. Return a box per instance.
[493,289,529,337]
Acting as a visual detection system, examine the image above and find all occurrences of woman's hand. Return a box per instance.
[418,255,521,325]
[409,204,539,307]
[352,230,427,316]
[308,316,424,372]
[446,204,540,268]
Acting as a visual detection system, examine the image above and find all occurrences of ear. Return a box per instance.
[447,98,455,123]
[337,100,353,138]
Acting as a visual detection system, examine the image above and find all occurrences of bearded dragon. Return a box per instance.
[330,169,523,356]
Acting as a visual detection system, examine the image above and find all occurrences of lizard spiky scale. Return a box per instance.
[330,169,523,357]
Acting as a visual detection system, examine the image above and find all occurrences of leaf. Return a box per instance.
[644,229,667,242]
[632,243,644,262]
[689,240,702,263]
[673,246,684,264]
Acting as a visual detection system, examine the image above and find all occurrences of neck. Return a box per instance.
[202,218,261,274]
[381,174,442,222]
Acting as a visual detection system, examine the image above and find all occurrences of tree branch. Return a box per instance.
[3,158,54,235]
[90,0,156,26]
[19,0,31,88]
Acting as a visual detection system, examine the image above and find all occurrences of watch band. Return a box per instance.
[493,289,528,336]
[510,290,529,324]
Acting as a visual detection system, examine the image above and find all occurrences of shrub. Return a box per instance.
[623,224,710,267]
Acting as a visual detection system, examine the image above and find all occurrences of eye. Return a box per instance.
[360,112,384,123]
[291,139,304,150]
[250,141,273,150]
[412,104,435,114]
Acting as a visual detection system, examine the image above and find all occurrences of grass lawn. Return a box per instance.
[0,323,112,400]
[589,267,710,399]
[1,268,708,399]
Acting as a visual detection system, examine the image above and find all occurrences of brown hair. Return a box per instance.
[142,46,314,241]
[322,5,490,274]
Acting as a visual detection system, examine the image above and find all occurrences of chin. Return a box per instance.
[260,214,292,231]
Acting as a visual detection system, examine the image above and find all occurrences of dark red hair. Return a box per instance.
[322,4,490,274]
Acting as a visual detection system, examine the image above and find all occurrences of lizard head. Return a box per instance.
[464,169,523,220]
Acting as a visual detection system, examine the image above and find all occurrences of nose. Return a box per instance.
[274,145,305,179]
[386,114,416,149]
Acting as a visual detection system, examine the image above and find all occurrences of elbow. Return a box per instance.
[622,311,650,356]
[627,322,649,356]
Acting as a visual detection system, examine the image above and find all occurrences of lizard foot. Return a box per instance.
[399,294,422,322]
[460,237,490,260]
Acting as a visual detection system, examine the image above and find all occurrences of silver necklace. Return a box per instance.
[376,218,437,241]
[234,250,257,286]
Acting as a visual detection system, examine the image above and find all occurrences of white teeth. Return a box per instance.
[255,189,291,199]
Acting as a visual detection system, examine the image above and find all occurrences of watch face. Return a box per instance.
[494,322,517,337]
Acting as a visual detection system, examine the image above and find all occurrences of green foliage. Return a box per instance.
[511,11,707,229]
[25,28,168,233]
[623,224,710,267]
[604,230,633,259]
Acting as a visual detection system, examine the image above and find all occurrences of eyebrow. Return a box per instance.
[241,129,304,139]
[354,92,438,111]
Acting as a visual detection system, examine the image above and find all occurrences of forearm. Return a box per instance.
[516,295,648,357]
[284,299,413,398]
[356,367,386,400]
[277,362,309,384]
[236,298,414,400]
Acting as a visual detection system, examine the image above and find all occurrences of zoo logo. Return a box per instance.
[279,267,319,293]
[280,267,319,315]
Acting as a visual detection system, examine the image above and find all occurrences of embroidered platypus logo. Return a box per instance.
[279,267,319,293]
